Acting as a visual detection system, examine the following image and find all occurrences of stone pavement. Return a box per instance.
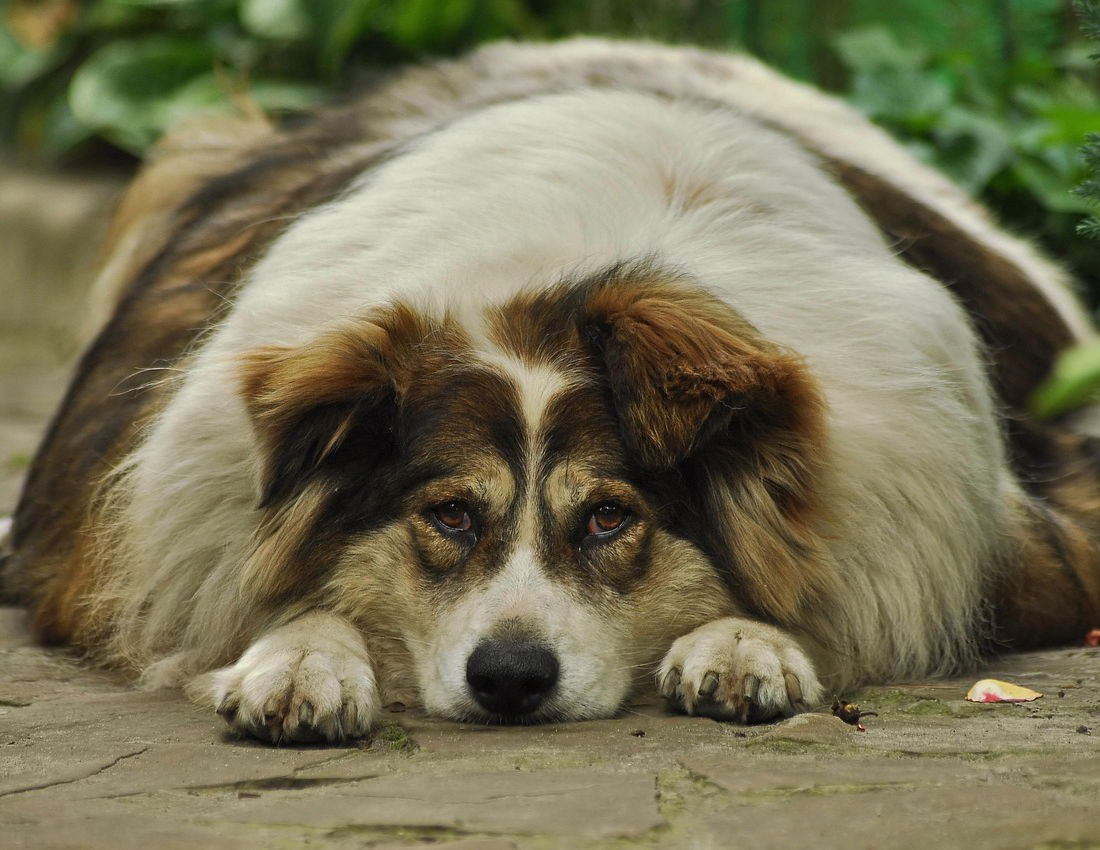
[2,165,1100,849]
[2,607,1099,849]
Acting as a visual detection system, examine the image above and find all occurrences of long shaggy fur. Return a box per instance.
[4,39,1100,741]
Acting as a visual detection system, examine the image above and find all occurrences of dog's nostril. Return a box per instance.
[467,672,497,696]
[465,639,559,719]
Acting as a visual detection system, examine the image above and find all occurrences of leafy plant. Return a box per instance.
[1076,0,1100,240]
[1030,0,1100,417]
[0,0,535,158]
[832,22,1100,309]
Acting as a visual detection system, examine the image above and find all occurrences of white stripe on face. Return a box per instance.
[476,349,572,438]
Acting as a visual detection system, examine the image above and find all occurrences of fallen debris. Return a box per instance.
[832,698,878,732]
[965,679,1042,703]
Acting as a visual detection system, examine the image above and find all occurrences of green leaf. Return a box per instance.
[247,78,325,111]
[69,37,217,153]
[37,91,96,158]
[389,0,476,49]
[930,106,1014,193]
[240,0,312,41]
[1012,157,1093,213]
[314,0,379,76]
[832,26,927,73]
[1038,104,1100,146]
[136,72,323,145]
[0,26,55,87]
[1031,339,1100,416]
[87,0,236,29]
[848,67,951,126]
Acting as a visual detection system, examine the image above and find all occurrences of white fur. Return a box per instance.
[94,47,1036,725]
[658,618,825,720]
[202,611,378,742]
[420,548,631,722]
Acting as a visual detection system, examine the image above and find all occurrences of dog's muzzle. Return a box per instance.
[465,639,560,719]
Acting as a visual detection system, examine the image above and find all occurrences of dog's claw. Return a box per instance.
[742,674,761,702]
[784,671,803,705]
[298,700,315,726]
[216,696,238,722]
[660,667,683,704]
[699,671,720,697]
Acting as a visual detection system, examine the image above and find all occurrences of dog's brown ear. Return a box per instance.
[581,277,835,624]
[239,305,429,508]
[581,279,824,472]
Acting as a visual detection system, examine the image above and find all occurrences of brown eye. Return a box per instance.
[586,503,628,536]
[432,500,473,533]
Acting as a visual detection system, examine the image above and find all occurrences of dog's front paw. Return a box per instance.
[204,613,379,743]
[657,617,823,722]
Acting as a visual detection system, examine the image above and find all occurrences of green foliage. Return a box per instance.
[1077,0,1100,238]
[0,0,535,156]
[1031,337,1100,415]
[832,23,1100,305]
[1079,132,1100,238]
[1030,0,1100,416]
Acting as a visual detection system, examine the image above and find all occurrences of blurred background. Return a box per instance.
[0,0,1098,304]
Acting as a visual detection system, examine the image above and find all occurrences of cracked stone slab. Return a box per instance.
[370,841,518,850]
[0,740,363,805]
[680,753,984,795]
[393,699,730,760]
[2,807,308,850]
[221,768,663,837]
[0,748,149,798]
[694,784,1100,849]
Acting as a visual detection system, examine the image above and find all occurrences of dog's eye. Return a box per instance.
[586,503,628,536]
[432,500,473,533]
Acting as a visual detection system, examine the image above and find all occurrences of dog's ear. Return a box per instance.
[239,305,429,508]
[581,279,824,473]
[581,278,835,624]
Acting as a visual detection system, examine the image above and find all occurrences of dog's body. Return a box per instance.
[4,39,1100,742]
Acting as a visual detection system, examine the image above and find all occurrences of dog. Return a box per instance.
[3,39,1100,743]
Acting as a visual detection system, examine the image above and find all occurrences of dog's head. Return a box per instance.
[238,265,831,722]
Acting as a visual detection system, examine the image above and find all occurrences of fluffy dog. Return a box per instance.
[3,39,1100,743]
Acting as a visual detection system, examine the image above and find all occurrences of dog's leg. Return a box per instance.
[993,492,1100,650]
[656,617,824,722]
[197,611,379,743]
[993,419,1100,649]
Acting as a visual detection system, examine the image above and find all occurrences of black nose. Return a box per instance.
[465,639,560,718]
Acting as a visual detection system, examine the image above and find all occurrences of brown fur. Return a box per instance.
[3,40,1099,714]
[990,418,1100,648]
[487,270,835,627]
[823,160,1076,410]
[812,160,1100,649]
[4,119,402,641]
